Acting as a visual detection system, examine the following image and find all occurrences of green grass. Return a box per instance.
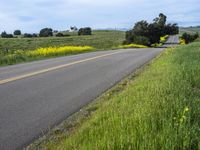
[33,42,200,150]
[195,38,200,42]
[0,46,94,65]
[0,30,125,52]
[0,30,125,66]
[179,26,200,34]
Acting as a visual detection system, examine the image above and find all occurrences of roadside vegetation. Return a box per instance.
[0,13,177,66]
[0,30,125,65]
[180,32,199,44]
[179,26,199,44]
[0,46,93,65]
[31,42,200,150]
[120,35,169,49]
[118,43,147,49]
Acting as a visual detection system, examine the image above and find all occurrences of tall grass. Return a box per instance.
[0,46,93,65]
[44,42,200,149]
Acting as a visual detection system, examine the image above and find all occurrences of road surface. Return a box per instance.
[0,35,178,149]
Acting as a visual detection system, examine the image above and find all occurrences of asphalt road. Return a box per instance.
[0,35,178,150]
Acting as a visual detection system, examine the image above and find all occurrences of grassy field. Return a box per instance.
[179,26,200,34]
[195,38,200,42]
[0,30,125,52]
[0,30,171,66]
[0,46,94,65]
[30,42,200,149]
[0,30,125,66]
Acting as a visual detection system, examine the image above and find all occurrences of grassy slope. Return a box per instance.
[0,30,125,52]
[0,30,125,66]
[179,27,200,34]
[36,43,200,149]
[196,38,200,42]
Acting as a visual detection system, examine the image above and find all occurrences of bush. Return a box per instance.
[56,32,70,37]
[56,32,64,37]
[14,30,21,36]
[24,33,33,38]
[181,32,199,44]
[39,28,53,37]
[78,27,92,35]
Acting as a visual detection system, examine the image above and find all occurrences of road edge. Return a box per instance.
[25,47,169,150]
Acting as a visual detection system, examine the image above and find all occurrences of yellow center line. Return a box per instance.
[0,51,124,85]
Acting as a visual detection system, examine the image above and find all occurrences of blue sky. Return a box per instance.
[0,0,199,33]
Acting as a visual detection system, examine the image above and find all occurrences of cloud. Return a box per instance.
[0,0,199,33]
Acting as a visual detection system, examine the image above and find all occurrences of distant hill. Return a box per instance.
[179,26,200,34]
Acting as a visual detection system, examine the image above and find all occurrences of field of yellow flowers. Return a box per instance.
[118,44,148,49]
[0,46,94,65]
[25,46,93,57]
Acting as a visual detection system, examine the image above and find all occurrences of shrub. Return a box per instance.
[14,30,21,35]
[160,35,169,43]
[181,32,199,44]
[39,28,53,37]
[78,27,92,35]
[24,33,33,38]
[56,32,70,37]
[56,32,64,37]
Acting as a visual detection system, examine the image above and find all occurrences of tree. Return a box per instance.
[39,28,53,37]
[32,33,38,37]
[133,20,149,37]
[70,26,78,32]
[164,23,179,35]
[14,30,21,36]
[1,31,13,38]
[124,13,179,46]
[148,23,161,44]
[78,27,92,35]
[1,31,7,38]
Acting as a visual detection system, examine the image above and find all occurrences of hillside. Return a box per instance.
[179,26,200,34]
[0,30,125,52]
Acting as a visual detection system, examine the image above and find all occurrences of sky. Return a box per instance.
[0,0,199,33]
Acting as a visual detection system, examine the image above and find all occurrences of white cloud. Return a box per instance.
[0,0,199,32]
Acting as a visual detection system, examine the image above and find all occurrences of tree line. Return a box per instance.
[0,27,92,38]
[124,13,179,46]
